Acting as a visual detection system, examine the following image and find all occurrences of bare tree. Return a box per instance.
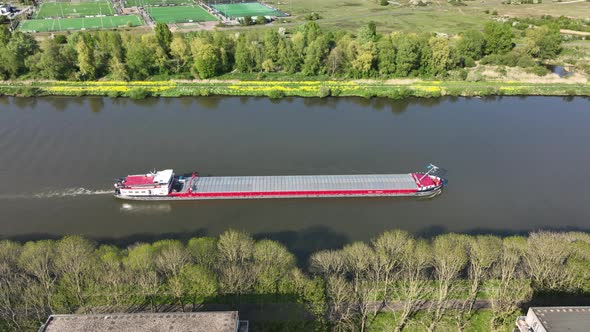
[95,245,131,309]
[342,242,378,332]
[17,240,57,316]
[372,230,411,302]
[253,240,296,295]
[389,239,431,332]
[489,236,532,330]
[424,234,469,332]
[153,240,190,279]
[216,230,257,296]
[309,250,346,276]
[54,236,96,313]
[124,243,161,311]
[453,235,502,331]
[526,231,575,291]
[0,241,24,330]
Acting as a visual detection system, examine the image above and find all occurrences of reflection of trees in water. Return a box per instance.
[88,97,105,113]
[13,96,39,109]
[0,96,9,107]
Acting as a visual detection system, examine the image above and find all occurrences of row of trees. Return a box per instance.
[1,230,589,331]
[0,21,562,81]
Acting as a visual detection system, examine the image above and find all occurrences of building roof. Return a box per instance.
[125,169,174,186]
[40,311,240,332]
[521,306,590,332]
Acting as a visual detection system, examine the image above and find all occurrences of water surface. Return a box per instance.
[1,96,589,252]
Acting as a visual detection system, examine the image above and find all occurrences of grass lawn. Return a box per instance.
[19,15,143,32]
[35,0,115,18]
[265,0,590,34]
[124,0,192,7]
[147,5,217,23]
[211,2,284,18]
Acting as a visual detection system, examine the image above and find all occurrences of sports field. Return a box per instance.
[211,2,284,18]
[147,5,217,23]
[19,15,143,32]
[125,0,191,7]
[35,1,115,18]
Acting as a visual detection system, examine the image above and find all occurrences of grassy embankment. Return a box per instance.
[1,79,589,99]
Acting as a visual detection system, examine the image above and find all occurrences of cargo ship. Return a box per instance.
[114,165,445,201]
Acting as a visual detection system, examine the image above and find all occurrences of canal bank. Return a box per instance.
[1,79,590,99]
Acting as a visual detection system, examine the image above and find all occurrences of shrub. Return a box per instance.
[525,66,550,76]
[268,89,285,99]
[380,0,389,5]
[318,86,331,98]
[17,87,41,97]
[464,57,476,68]
[128,88,150,99]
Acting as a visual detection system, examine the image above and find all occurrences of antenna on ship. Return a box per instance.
[419,164,440,181]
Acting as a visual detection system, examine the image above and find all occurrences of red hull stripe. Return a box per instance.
[169,189,418,198]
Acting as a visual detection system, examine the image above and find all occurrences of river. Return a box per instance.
[0,96,589,254]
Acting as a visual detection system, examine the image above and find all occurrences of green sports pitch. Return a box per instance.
[35,1,115,19]
[125,0,192,7]
[211,2,284,18]
[147,6,217,23]
[18,15,143,32]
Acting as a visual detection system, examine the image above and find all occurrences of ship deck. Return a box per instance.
[176,174,420,194]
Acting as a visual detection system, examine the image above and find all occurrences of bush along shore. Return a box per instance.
[1,230,589,331]
[1,80,589,99]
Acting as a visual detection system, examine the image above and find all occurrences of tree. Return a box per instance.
[187,237,217,270]
[168,264,217,310]
[0,241,24,330]
[524,26,562,60]
[154,23,173,55]
[108,56,129,81]
[427,36,451,77]
[454,236,501,331]
[27,39,69,80]
[125,36,156,80]
[394,34,420,77]
[17,240,57,316]
[302,36,328,76]
[326,46,345,76]
[216,230,256,295]
[191,39,220,79]
[358,22,377,44]
[152,239,190,279]
[124,243,160,311]
[234,36,256,72]
[76,36,97,80]
[425,234,469,332]
[0,26,10,46]
[489,236,532,329]
[483,21,513,55]
[253,240,295,294]
[53,236,96,312]
[263,29,281,62]
[377,36,396,76]
[456,30,486,61]
[170,35,191,73]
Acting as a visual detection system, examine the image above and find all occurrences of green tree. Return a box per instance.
[302,36,329,76]
[426,36,451,77]
[154,23,173,55]
[483,21,513,55]
[277,38,299,73]
[456,29,486,60]
[263,29,281,62]
[377,36,396,76]
[191,39,220,79]
[170,35,191,73]
[358,21,377,44]
[27,39,69,80]
[524,26,562,59]
[125,37,156,80]
[394,34,420,77]
[76,37,97,80]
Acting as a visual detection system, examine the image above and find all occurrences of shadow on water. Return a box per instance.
[254,225,350,266]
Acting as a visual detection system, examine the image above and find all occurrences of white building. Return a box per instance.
[515,306,590,332]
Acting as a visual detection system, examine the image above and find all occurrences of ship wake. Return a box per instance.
[0,188,112,199]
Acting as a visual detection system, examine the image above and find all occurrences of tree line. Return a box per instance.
[0,21,562,81]
[1,230,589,331]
